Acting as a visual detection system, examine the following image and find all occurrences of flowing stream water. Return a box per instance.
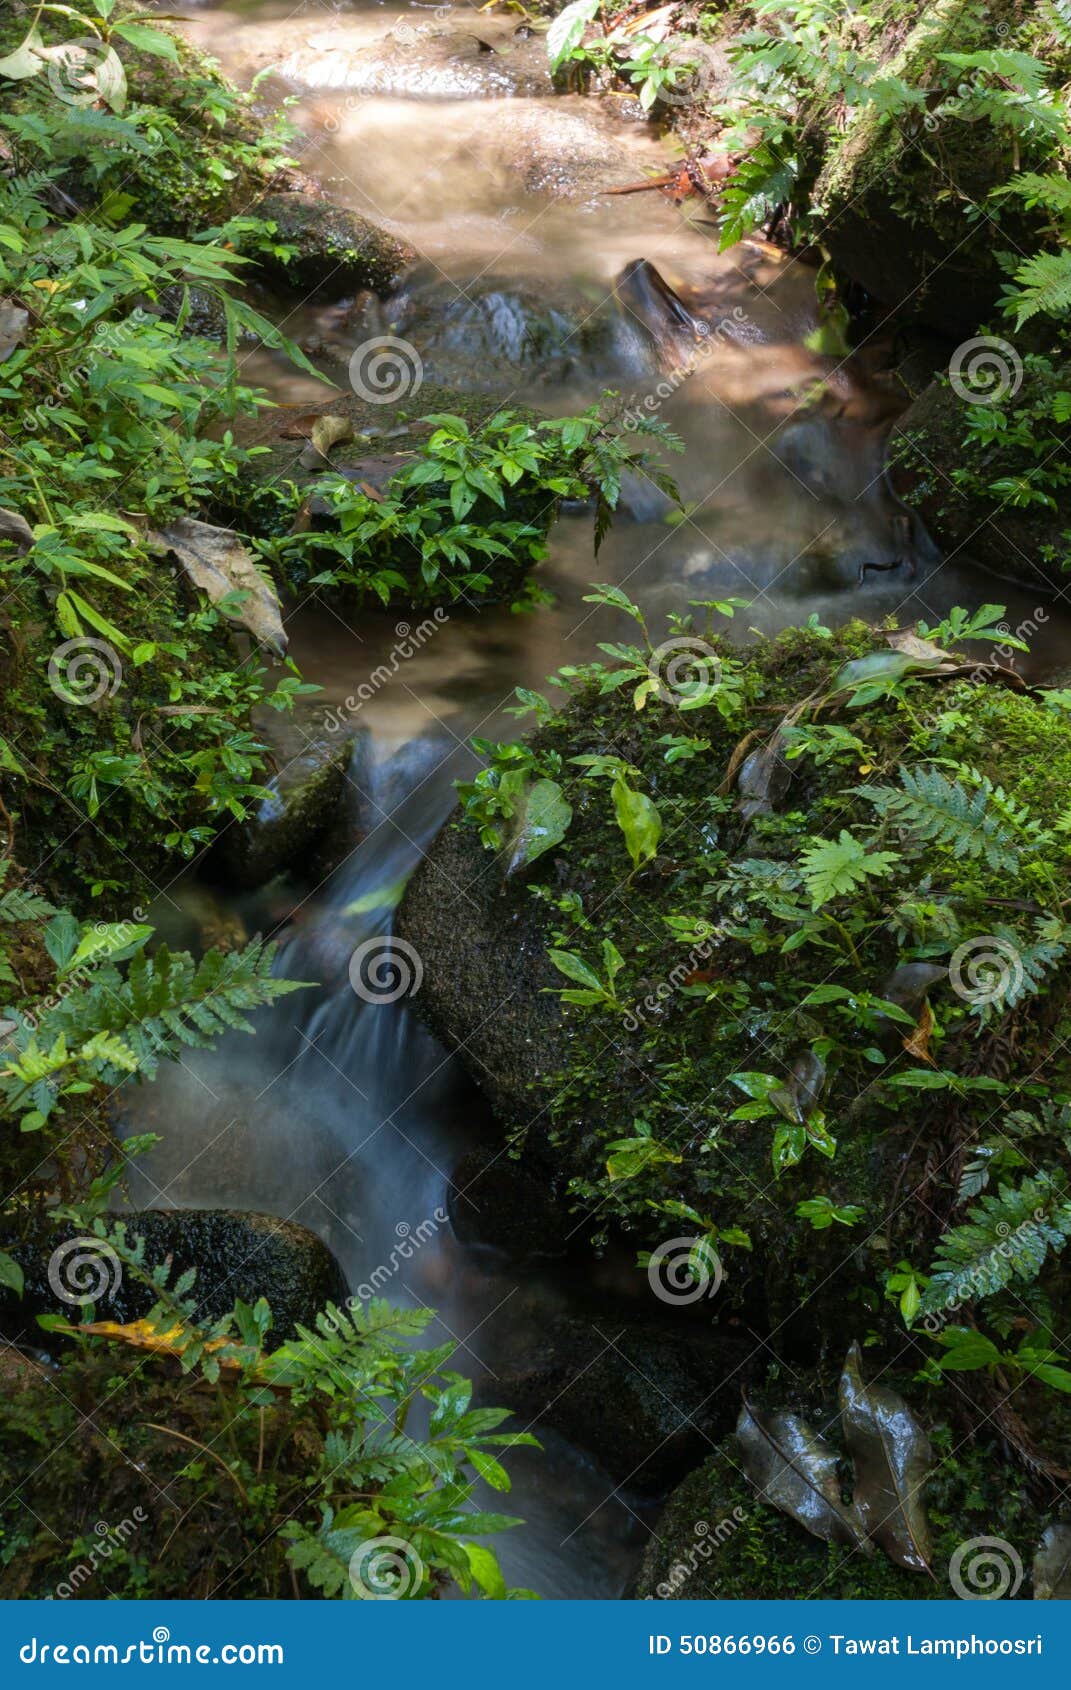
[121,0,1071,1597]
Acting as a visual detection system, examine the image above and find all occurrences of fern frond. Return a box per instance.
[1005,250,1071,327]
[41,939,306,1081]
[920,1172,1071,1313]
[859,765,1020,871]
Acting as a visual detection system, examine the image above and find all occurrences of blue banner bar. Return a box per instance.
[1,1601,1066,1687]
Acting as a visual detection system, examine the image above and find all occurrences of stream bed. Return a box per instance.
[122,0,1071,1597]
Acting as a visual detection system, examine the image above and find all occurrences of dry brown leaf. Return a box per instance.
[0,506,34,555]
[902,998,936,1065]
[153,517,287,656]
[0,298,28,364]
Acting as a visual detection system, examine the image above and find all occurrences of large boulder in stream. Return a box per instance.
[251,191,412,299]
[399,620,1071,1459]
[1,1210,347,1346]
[492,1313,750,1490]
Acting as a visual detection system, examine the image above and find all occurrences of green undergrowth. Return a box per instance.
[0,1234,537,1601]
[455,601,1071,1430]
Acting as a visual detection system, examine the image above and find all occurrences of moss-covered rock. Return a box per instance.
[890,368,1071,591]
[809,0,1066,336]
[2,1210,347,1347]
[399,623,1071,1373]
[251,192,412,299]
[212,734,355,891]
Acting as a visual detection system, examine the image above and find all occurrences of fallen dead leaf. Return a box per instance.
[152,517,287,656]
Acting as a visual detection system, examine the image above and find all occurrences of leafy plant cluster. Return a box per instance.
[0,1223,537,1599]
[456,602,1071,1401]
[0,21,328,886]
[266,404,682,609]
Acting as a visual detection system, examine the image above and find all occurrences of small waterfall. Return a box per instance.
[121,736,646,1598]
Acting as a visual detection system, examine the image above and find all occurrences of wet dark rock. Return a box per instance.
[891,374,1071,593]
[213,734,356,891]
[493,1313,744,1489]
[251,191,412,299]
[448,1149,570,1259]
[385,268,627,389]
[493,98,665,199]
[2,1210,347,1346]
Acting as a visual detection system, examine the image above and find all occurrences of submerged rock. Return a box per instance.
[278,22,550,100]
[251,191,412,298]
